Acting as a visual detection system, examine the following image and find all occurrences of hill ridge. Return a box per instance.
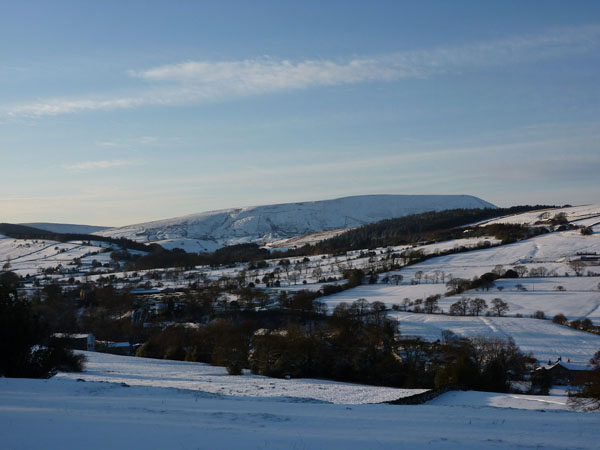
[96,194,495,251]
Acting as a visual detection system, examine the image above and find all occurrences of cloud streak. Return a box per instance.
[63,160,137,170]
[6,25,600,117]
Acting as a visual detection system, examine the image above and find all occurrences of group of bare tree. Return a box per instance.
[449,297,509,317]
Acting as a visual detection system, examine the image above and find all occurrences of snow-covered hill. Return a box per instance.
[96,194,495,251]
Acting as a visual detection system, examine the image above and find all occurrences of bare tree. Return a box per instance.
[311,267,323,282]
[568,259,585,277]
[370,301,388,325]
[281,260,291,279]
[391,274,403,285]
[289,271,300,285]
[492,265,504,276]
[568,351,600,411]
[236,269,247,288]
[491,298,509,316]
[469,298,488,316]
[533,310,546,320]
[449,298,469,316]
[423,295,440,314]
[446,278,471,294]
[552,313,568,325]
[512,265,528,278]
[350,298,370,319]
[413,271,423,285]
[530,266,548,277]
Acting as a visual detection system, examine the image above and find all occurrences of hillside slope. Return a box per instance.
[96,194,495,251]
[20,222,111,234]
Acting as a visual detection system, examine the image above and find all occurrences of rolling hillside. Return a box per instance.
[96,194,496,251]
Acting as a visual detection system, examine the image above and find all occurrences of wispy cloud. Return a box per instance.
[63,160,137,170]
[5,25,600,117]
[129,57,403,90]
[10,97,149,116]
[97,136,161,148]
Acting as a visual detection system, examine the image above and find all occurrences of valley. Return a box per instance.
[2,200,599,449]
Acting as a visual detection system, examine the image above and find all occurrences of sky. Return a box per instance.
[1,1,599,226]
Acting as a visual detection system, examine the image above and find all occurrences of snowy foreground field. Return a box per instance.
[1,352,597,450]
[56,352,423,405]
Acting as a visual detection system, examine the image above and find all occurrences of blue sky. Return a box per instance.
[1,1,599,226]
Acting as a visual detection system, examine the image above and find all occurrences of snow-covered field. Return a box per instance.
[153,237,222,253]
[392,312,600,364]
[323,276,600,324]
[396,228,600,283]
[0,235,114,276]
[442,277,600,323]
[266,227,351,249]
[478,204,600,227]
[320,283,449,309]
[1,352,597,450]
[428,389,573,411]
[56,352,424,405]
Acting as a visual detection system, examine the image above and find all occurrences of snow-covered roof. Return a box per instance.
[538,361,591,371]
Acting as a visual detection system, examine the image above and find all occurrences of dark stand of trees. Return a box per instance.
[0,271,85,378]
[569,351,600,411]
[132,243,272,270]
[301,205,556,254]
[135,295,534,393]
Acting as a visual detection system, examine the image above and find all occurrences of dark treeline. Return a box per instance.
[302,205,557,254]
[132,243,272,270]
[136,296,534,392]
[0,223,152,252]
[0,271,85,378]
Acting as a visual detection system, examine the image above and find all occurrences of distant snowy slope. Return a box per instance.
[479,204,600,227]
[21,222,112,234]
[96,194,495,249]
